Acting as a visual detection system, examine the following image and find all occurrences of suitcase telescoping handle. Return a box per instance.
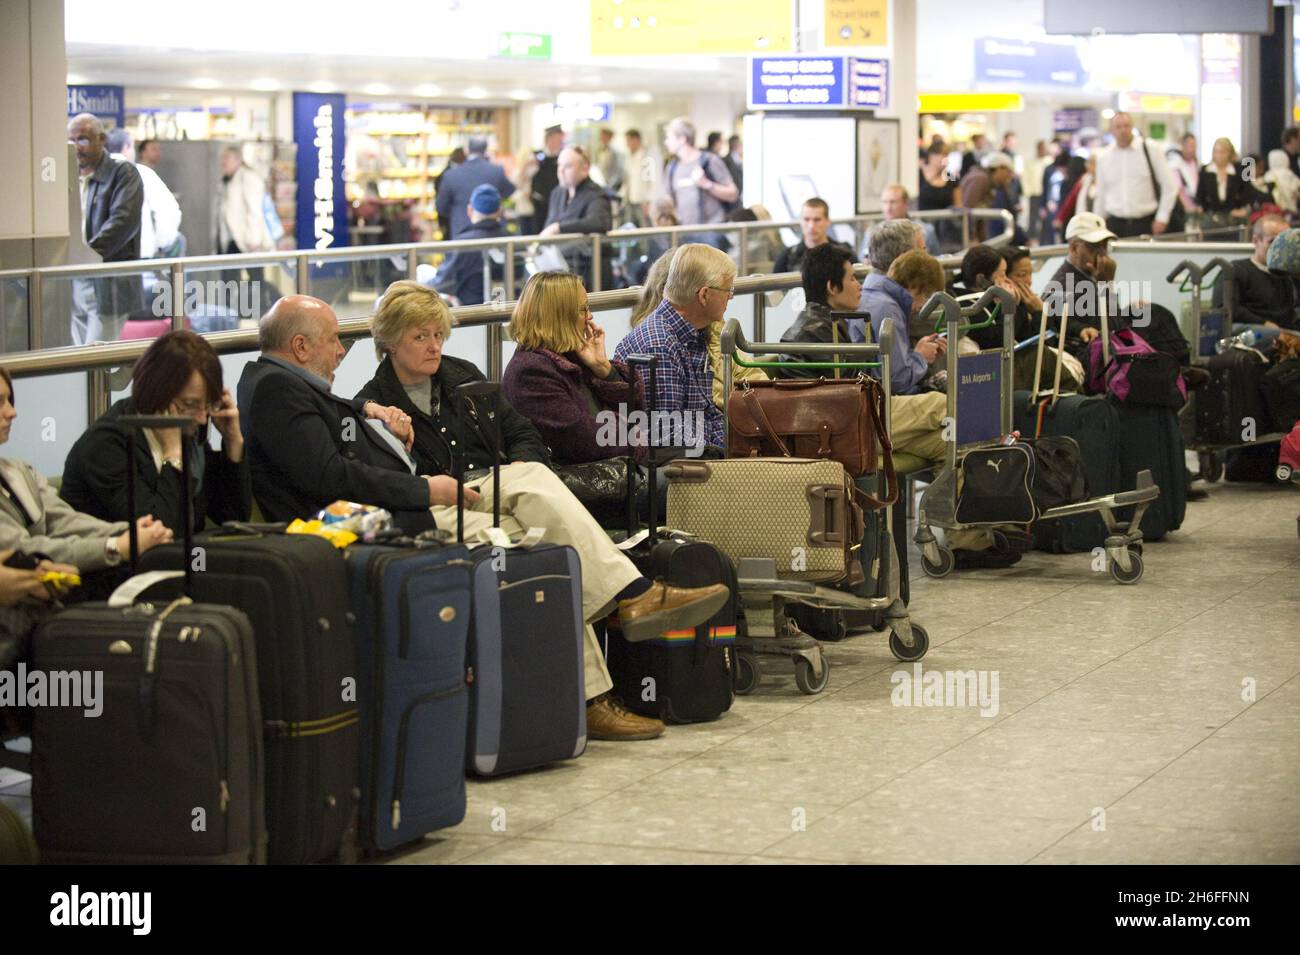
[455,380,503,530]
[624,354,659,544]
[118,415,197,596]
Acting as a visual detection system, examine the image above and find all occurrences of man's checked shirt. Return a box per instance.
[613,298,725,449]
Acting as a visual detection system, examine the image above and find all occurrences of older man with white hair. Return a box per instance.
[613,243,735,450]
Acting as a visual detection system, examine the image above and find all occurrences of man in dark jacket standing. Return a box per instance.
[540,146,613,286]
[434,137,515,240]
[528,125,564,234]
[68,112,144,344]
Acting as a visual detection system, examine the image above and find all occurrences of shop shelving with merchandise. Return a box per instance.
[345,104,512,240]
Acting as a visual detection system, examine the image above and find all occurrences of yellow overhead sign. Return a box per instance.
[590,0,793,56]
[824,0,889,47]
[1118,92,1194,115]
[918,93,1025,113]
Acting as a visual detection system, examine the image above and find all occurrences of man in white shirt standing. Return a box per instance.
[107,128,182,258]
[1092,112,1178,238]
[622,129,658,227]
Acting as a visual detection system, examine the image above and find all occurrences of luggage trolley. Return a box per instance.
[1167,258,1292,483]
[912,288,1161,585]
[717,317,930,692]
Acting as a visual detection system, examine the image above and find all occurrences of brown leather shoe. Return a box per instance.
[586,694,665,741]
[616,581,729,643]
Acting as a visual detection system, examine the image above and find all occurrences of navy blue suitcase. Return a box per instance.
[466,542,587,775]
[456,381,587,777]
[345,544,473,851]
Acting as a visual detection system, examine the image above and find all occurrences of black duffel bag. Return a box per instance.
[955,443,1038,525]
[955,437,1087,526]
[1028,435,1087,512]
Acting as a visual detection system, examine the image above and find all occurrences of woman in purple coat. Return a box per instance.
[502,271,645,466]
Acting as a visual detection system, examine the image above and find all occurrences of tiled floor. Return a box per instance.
[393,478,1300,865]
[4,480,1295,865]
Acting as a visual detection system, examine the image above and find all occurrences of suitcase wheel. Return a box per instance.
[794,653,831,695]
[1109,549,1144,585]
[889,623,929,662]
[733,653,761,695]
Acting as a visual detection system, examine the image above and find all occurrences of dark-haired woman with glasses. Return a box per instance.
[61,330,252,535]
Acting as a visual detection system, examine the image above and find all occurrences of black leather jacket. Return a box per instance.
[83,151,143,262]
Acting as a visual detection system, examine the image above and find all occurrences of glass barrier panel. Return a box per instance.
[760,286,803,344]
[7,372,89,480]
[308,254,406,322]
[442,323,488,371]
[177,259,296,334]
[41,269,162,348]
[1,275,30,354]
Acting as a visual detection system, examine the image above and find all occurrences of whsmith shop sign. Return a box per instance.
[67,85,125,128]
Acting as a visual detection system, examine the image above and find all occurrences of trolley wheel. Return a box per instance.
[1110,550,1144,585]
[889,623,929,662]
[794,656,831,695]
[1199,451,1222,483]
[921,546,955,579]
[733,653,761,695]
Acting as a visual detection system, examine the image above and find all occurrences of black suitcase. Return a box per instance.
[1262,357,1300,431]
[32,600,265,864]
[602,355,736,723]
[455,382,587,776]
[1014,391,1122,552]
[1110,399,1186,540]
[1196,346,1277,445]
[140,529,359,864]
[31,414,265,864]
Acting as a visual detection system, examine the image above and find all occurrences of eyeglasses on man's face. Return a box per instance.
[706,285,735,299]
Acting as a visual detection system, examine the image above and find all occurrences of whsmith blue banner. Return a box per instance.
[293,92,349,251]
[67,85,125,128]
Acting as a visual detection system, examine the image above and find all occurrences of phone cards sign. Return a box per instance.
[749,57,846,110]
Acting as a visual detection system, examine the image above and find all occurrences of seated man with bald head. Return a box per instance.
[236,295,439,533]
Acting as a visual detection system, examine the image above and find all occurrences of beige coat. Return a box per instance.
[0,458,126,572]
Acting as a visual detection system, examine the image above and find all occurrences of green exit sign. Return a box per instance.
[498,32,552,60]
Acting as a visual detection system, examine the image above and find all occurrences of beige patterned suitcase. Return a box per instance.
[664,457,865,584]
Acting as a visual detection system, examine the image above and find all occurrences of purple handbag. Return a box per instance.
[1088,329,1187,408]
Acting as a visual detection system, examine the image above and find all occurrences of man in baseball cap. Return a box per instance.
[429,184,507,306]
[1043,212,1122,347]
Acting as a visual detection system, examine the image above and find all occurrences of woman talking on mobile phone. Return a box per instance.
[60,330,252,536]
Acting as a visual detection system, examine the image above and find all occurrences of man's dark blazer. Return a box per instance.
[236,357,434,532]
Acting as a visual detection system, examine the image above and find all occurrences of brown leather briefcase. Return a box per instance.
[727,377,897,507]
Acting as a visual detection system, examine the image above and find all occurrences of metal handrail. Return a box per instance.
[0,208,1014,282]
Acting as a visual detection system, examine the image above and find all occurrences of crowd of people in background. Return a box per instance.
[918,115,1300,252]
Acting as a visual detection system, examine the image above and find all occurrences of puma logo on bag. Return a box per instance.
[986,459,1002,474]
